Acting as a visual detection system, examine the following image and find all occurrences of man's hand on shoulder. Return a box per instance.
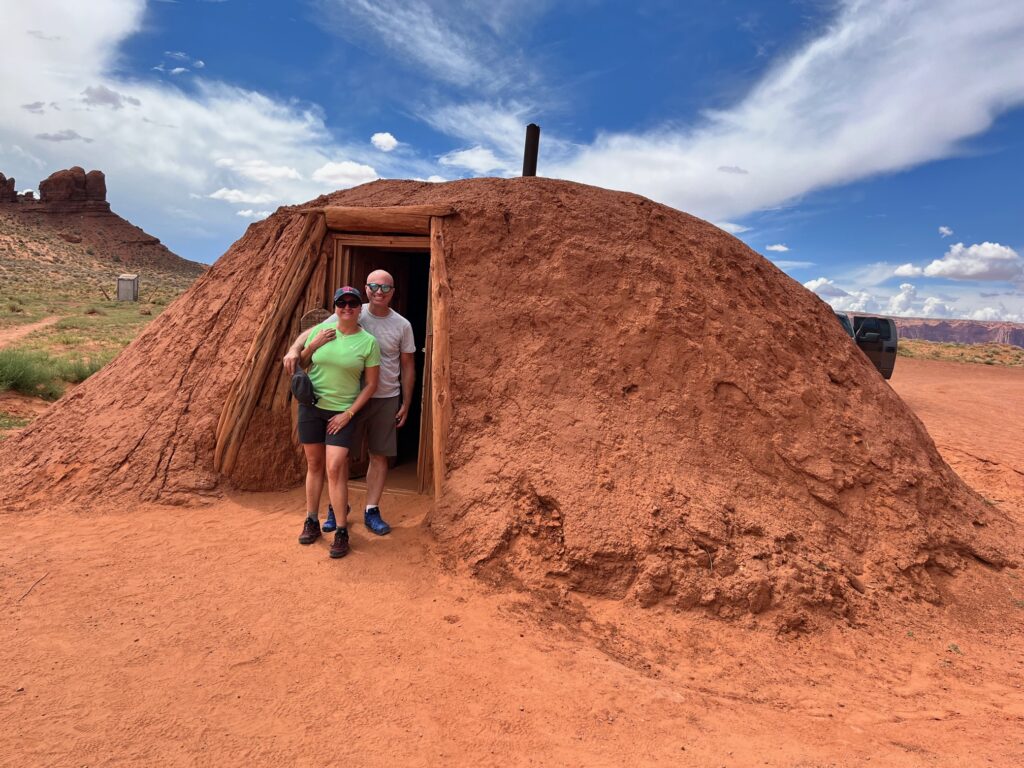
[283,349,300,375]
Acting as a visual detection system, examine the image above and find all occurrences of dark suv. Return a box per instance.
[833,312,898,379]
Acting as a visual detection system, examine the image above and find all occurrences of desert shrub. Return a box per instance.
[0,348,114,398]
[57,353,114,383]
[52,332,85,346]
[0,349,63,399]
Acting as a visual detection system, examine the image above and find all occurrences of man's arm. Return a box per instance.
[282,327,316,375]
[396,351,416,427]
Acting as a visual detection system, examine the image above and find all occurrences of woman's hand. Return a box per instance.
[326,410,354,434]
[310,327,337,351]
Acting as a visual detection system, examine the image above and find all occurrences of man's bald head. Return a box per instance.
[365,269,396,315]
[366,269,394,286]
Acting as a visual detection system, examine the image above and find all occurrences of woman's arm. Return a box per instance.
[298,327,335,369]
[326,366,379,434]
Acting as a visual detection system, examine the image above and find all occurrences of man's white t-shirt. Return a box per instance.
[326,305,415,399]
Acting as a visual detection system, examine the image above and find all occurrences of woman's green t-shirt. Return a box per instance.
[304,323,381,411]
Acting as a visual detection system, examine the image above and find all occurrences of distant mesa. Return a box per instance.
[895,318,1024,349]
[0,165,205,278]
[0,166,110,212]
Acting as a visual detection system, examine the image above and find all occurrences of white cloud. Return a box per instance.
[969,306,1023,322]
[939,225,953,237]
[804,277,879,313]
[169,67,188,76]
[21,102,45,114]
[314,0,537,92]
[765,244,789,252]
[894,263,923,277]
[0,2,394,261]
[35,129,92,143]
[922,296,954,317]
[215,158,302,183]
[772,260,814,269]
[371,132,399,152]
[236,209,272,219]
[311,160,378,187]
[209,188,276,204]
[831,290,879,314]
[81,84,140,109]
[439,146,506,174]
[548,0,1024,222]
[922,242,1023,281]
[886,283,919,315]
[715,221,751,234]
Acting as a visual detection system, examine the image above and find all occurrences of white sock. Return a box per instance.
[307,511,319,521]
[366,504,378,512]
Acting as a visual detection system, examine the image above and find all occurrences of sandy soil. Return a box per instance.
[2,357,1023,767]
[0,316,59,348]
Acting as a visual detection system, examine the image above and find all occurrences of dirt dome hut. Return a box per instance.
[0,178,1014,626]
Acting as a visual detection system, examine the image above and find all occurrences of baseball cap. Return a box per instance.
[333,286,363,304]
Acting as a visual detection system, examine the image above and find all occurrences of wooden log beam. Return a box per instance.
[320,205,455,235]
[429,216,452,500]
[215,212,328,475]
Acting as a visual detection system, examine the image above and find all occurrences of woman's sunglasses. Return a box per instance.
[366,282,394,294]
[335,299,361,309]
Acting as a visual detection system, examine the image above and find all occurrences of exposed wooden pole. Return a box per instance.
[429,216,452,500]
[522,123,540,177]
[319,205,455,235]
[214,212,328,475]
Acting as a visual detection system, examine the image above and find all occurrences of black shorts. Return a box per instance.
[297,403,357,448]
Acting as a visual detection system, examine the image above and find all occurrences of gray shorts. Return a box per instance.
[355,395,399,457]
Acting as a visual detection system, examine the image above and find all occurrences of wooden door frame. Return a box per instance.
[325,224,448,497]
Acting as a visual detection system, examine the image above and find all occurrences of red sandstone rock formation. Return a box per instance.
[0,173,16,203]
[40,166,90,202]
[0,178,1015,629]
[896,318,1024,348]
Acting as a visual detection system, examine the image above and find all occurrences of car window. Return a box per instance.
[853,316,891,340]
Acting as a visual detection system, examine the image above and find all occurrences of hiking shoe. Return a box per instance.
[322,504,349,533]
[364,507,391,536]
[322,504,337,532]
[298,517,321,545]
[329,528,350,559]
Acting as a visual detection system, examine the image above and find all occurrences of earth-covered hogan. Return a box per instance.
[0,178,1015,629]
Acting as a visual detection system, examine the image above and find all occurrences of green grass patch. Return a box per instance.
[0,349,64,398]
[0,347,115,399]
[0,412,30,430]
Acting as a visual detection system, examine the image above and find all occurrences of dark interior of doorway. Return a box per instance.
[348,246,430,490]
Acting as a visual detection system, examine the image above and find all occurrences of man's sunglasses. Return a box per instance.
[335,299,361,309]
[366,283,394,294]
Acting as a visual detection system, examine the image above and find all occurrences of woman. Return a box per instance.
[296,286,380,558]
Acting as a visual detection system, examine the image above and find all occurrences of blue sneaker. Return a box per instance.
[321,504,350,533]
[364,506,391,536]
[322,505,336,533]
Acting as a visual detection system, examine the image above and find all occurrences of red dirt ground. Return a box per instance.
[2,356,1022,767]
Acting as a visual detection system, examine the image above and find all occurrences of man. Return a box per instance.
[284,269,416,535]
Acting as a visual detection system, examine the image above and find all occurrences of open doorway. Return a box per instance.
[339,240,431,492]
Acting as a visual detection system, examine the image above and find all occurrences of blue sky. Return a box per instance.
[3,0,1024,321]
